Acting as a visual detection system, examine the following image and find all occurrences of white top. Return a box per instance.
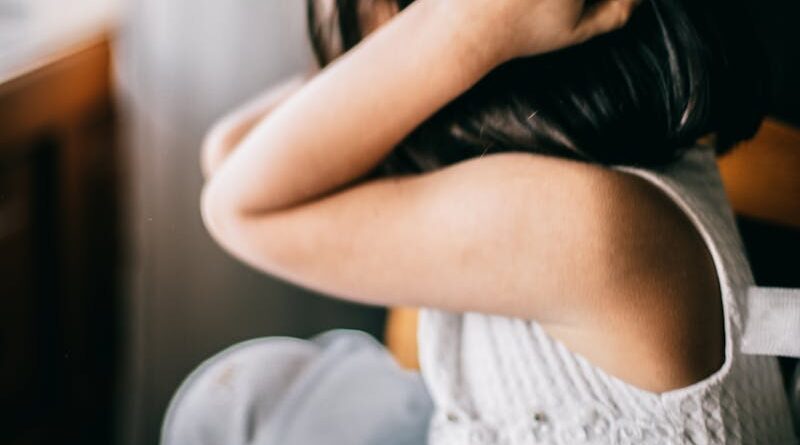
[418,145,799,444]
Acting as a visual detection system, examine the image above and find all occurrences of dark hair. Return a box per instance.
[307,0,769,174]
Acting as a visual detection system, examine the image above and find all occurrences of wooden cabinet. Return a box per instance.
[0,36,120,445]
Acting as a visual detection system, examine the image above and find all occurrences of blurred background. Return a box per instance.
[0,1,798,445]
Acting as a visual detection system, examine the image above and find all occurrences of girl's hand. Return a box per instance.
[450,0,641,63]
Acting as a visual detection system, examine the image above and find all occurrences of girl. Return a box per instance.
[163,0,800,443]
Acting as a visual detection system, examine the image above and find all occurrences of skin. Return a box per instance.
[201,0,724,393]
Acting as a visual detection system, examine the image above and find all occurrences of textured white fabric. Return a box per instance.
[741,287,800,358]
[417,145,799,444]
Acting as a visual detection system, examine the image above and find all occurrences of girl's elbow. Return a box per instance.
[200,127,229,180]
[200,181,244,250]
[200,183,299,278]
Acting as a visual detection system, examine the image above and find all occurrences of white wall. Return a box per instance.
[114,2,386,443]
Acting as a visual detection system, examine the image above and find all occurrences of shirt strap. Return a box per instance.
[740,286,800,358]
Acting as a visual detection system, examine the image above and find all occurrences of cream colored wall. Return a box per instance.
[114,2,386,444]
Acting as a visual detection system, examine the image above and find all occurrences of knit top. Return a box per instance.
[417,145,799,444]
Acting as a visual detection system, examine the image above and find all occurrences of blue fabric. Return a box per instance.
[161,329,433,445]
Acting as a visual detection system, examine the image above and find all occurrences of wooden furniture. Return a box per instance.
[0,35,120,445]
[719,119,800,228]
[385,306,420,370]
[385,118,800,371]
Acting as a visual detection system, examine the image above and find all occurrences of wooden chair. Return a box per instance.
[384,118,800,371]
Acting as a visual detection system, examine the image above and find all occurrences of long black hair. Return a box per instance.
[307,0,769,174]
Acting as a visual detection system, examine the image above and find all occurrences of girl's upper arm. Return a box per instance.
[201,152,626,322]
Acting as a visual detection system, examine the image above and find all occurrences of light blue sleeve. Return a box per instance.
[161,329,433,445]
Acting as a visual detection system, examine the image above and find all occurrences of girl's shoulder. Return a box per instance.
[461,146,721,392]
[425,148,727,394]
[566,146,727,392]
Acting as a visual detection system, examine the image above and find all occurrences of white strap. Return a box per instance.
[740,286,800,358]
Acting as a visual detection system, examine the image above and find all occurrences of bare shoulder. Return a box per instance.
[439,152,726,392]
[555,159,726,393]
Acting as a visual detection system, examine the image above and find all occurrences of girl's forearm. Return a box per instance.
[201,74,312,180]
[203,0,503,215]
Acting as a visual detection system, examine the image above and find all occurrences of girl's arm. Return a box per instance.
[201,73,312,180]
[201,0,647,320]
[203,0,637,214]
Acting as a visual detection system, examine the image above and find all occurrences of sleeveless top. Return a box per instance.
[417,145,800,445]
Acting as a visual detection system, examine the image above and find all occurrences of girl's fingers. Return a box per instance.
[574,0,640,41]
